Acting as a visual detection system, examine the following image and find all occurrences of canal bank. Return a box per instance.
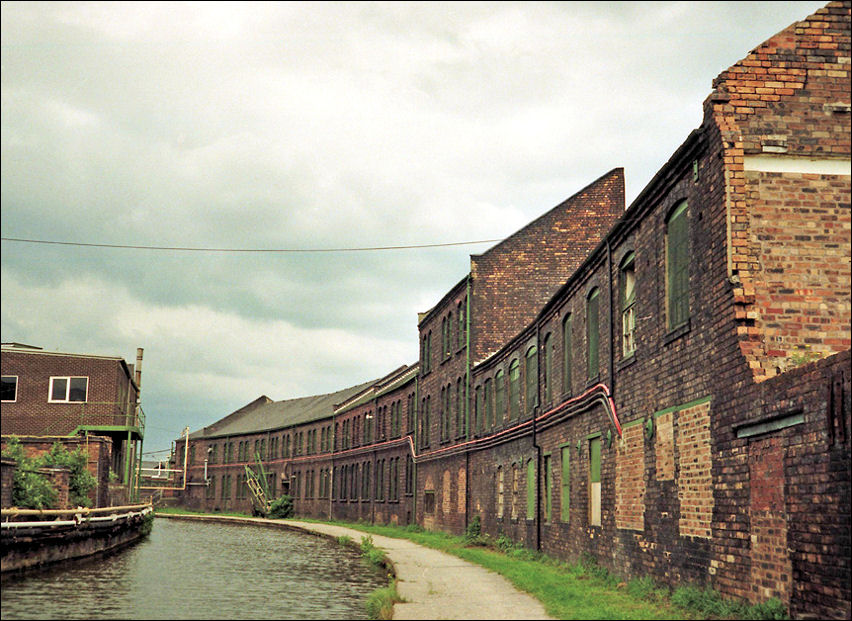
[156,513,554,620]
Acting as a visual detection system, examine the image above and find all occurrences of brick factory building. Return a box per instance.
[1,344,145,507]
[173,3,850,618]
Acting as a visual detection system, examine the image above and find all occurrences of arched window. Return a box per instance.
[497,466,505,519]
[620,252,636,356]
[457,299,466,349]
[587,288,600,380]
[509,359,520,420]
[666,200,689,330]
[484,378,493,430]
[495,369,505,424]
[525,346,537,415]
[543,333,552,405]
[562,314,573,396]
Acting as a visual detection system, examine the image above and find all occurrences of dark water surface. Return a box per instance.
[1,518,387,620]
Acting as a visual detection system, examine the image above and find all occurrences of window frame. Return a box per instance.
[562,314,573,396]
[1,375,18,402]
[666,200,690,331]
[48,376,89,403]
[586,288,600,381]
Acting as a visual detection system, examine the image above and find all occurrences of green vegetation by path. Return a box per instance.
[154,509,787,620]
[296,518,787,621]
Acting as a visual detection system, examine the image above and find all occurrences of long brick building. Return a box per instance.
[174,3,851,618]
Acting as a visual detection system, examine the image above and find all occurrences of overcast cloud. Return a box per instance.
[1,1,828,454]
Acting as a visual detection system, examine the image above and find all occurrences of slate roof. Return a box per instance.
[189,379,376,440]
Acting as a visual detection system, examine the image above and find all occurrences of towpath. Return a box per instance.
[156,513,555,620]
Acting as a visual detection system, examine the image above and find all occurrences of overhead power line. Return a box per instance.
[1,237,503,253]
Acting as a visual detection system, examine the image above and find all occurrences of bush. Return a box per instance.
[267,494,294,519]
[41,442,96,507]
[464,515,488,546]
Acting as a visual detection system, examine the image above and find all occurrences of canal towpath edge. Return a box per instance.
[155,513,555,620]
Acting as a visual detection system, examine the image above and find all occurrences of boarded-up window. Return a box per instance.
[589,436,601,527]
[666,200,689,330]
[561,446,570,522]
[587,289,600,380]
[543,454,552,522]
[562,314,573,395]
[509,360,520,420]
[525,346,537,415]
[616,422,645,531]
[526,459,536,519]
[497,466,505,519]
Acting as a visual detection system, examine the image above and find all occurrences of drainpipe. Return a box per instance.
[464,277,472,532]
[412,375,418,524]
[534,322,542,551]
[606,238,616,399]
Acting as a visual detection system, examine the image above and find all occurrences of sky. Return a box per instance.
[1,1,829,456]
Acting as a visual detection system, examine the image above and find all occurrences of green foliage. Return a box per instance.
[365,581,403,620]
[360,535,387,567]
[2,439,96,509]
[266,494,294,519]
[464,514,488,546]
[337,535,353,546]
[672,585,788,620]
[41,442,96,507]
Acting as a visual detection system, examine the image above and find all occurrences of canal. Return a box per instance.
[1,518,388,620]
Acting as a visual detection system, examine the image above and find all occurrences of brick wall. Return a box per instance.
[708,0,851,383]
[470,168,624,364]
[1,350,139,436]
[616,421,645,531]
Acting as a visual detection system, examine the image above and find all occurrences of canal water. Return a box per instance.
[1,518,388,620]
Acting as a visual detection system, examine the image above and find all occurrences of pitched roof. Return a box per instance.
[189,379,376,440]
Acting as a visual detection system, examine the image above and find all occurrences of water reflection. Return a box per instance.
[2,518,386,620]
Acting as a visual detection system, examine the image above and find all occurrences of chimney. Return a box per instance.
[135,347,144,391]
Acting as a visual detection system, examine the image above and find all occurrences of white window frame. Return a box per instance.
[1,375,18,402]
[48,376,89,403]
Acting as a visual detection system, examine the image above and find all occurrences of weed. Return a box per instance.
[365,581,403,620]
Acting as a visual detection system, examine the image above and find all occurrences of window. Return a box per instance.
[442,389,451,440]
[495,369,505,425]
[442,317,448,359]
[484,378,493,430]
[423,331,432,373]
[543,454,552,523]
[474,385,482,433]
[362,461,371,499]
[621,252,636,356]
[497,466,504,519]
[589,436,601,527]
[587,289,600,381]
[511,463,519,520]
[543,334,552,405]
[561,446,570,522]
[457,299,466,349]
[1,376,18,402]
[562,314,573,395]
[526,459,536,519]
[424,490,436,513]
[455,378,463,437]
[525,346,537,416]
[390,458,399,501]
[49,376,88,402]
[509,360,520,420]
[446,313,452,357]
[404,455,413,495]
[666,200,689,330]
[441,386,448,441]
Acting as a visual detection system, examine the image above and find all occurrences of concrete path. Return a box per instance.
[157,513,555,620]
